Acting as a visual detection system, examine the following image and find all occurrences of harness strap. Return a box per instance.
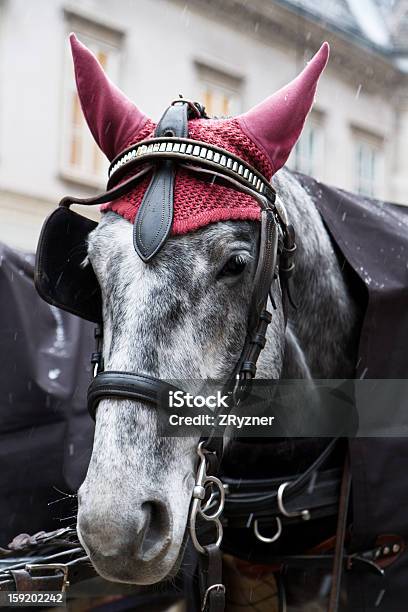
[222,466,342,528]
[328,452,352,612]
[200,544,225,612]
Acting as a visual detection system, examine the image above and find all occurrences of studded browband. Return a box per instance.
[108,137,275,200]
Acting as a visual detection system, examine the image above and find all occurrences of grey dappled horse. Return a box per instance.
[64,35,358,589]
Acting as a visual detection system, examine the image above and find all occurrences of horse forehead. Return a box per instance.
[89,214,255,270]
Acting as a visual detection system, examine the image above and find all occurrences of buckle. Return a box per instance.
[24,563,70,592]
[201,583,226,611]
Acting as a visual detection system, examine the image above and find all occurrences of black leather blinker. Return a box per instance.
[133,103,189,261]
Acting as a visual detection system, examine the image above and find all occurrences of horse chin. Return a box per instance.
[88,557,176,586]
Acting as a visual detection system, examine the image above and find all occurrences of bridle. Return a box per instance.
[87,101,296,612]
[35,99,297,612]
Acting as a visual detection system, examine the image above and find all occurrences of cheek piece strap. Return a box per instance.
[58,100,296,612]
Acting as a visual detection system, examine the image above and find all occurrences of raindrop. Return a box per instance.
[355,84,362,99]
[48,369,61,380]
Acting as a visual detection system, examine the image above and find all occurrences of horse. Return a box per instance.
[75,164,360,582]
[34,34,386,611]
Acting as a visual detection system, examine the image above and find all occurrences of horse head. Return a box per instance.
[68,34,329,584]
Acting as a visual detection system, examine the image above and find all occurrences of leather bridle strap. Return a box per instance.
[200,544,225,612]
[133,105,189,261]
[59,166,153,209]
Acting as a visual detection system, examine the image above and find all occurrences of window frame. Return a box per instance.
[352,127,385,199]
[59,13,123,189]
[287,109,325,178]
[195,61,243,118]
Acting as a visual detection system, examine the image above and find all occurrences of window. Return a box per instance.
[287,111,325,178]
[196,63,242,118]
[353,131,384,198]
[61,17,122,187]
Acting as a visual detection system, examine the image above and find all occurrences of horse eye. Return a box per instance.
[219,254,247,278]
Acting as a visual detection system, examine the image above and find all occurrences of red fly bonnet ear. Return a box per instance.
[70,33,329,254]
[69,34,149,160]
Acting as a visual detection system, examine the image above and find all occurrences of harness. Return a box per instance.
[33,100,352,612]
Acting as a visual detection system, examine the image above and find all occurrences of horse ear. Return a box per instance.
[69,33,149,161]
[237,43,330,175]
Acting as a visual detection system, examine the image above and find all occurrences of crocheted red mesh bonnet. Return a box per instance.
[70,34,329,235]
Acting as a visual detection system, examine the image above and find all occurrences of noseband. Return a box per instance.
[35,99,296,612]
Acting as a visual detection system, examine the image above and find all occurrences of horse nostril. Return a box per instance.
[140,500,171,559]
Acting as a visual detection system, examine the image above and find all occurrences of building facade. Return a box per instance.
[0,0,408,251]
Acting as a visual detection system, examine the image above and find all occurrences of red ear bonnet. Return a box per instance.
[70,36,329,233]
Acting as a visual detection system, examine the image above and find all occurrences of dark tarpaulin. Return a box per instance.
[299,173,408,611]
[0,242,94,544]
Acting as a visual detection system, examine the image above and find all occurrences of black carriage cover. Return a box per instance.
[299,173,408,611]
[0,242,94,544]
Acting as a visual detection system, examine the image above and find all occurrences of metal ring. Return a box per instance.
[170,98,201,117]
[253,517,282,543]
[277,482,311,521]
[190,512,223,555]
[199,476,225,521]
